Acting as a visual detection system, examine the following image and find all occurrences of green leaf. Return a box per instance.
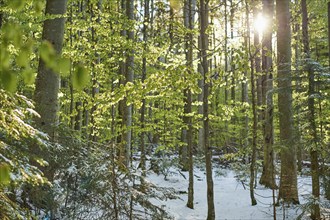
[1,71,17,92]
[72,64,90,90]
[7,0,25,10]
[33,1,44,13]
[58,57,71,76]
[40,41,56,66]
[17,49,29,67]
[170,0,180,10]
[22,68,36,85]
[0,163,11,185]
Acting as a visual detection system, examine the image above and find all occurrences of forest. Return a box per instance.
[0,0,329,219]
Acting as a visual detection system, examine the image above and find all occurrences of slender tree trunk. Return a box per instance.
[328,2,330,68]
[259,0,276,189]
[276,0,299,204]
[293,0,303,172]
[184,0,196,209]
[200,0,215,218]
[325,1,330,202]
[301,0,320,218]
[229,0,235,104]
[140,0,150,179]
[198,37,205,154]
[246,1,257,206]
[0,0,3,28]
[125,0,134,166]
[224,0,229,106]
[118,0,127,164]
[90,1,102,142]
[242,10,249,164]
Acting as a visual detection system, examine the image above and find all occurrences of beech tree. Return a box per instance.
[301,0,320,218]
[259,0,276,189]
[200,0,215,219]
[276,0,299,204]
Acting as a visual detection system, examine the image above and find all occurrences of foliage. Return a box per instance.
[0,90,48,219]
[0,0,330,218]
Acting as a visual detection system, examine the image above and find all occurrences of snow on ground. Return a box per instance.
[146,164,313,220]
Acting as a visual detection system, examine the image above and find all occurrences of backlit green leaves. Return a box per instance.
[58,57,71,76]
[39,40,71,76]
[40,40,56,66]
[72,64,90,90]
[7,0,26,11]
[170,0,180,11]
[22,68,36,85]
[1,71,17,92]
[0,163,11,185]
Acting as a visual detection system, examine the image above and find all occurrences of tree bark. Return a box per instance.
[259,0,276,189]
[246,0,257,206]
[34,0,67,218]
[276,0,299,204]
[301,0,320,218]
[124,0,134,166]
[140,0,150,180]
[200,0,215,218]
[0,0,3,28]
[184,0,196,209]
[34,0,67,179]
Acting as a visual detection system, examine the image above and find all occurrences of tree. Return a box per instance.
[125,0,134,166]
[183,0,196,209]
[259,0,276,189]
[34,0,67,144]
[200,0,215,218]
[33,0,68,217]
[276,0,299,204]
[301,0,320,218]
[34,0,68,180]
[247,0,257,206]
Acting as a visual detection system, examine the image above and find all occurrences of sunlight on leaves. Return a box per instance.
[72,64,90,90]
[22,68,36,85]
[40,41,56,65]
[170,0,180,11]
[0,163,11,185]
[16,49,29,67]
[7,0,26,11]
[1,71,17,92]
[58,57,71,76]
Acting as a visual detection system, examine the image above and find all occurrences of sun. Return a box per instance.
[254,13,267,35]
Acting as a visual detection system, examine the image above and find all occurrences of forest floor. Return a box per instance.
[144,158,330,220]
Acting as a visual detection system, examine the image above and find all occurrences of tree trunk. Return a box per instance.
[34,0,67,178]
[259,0,276,189]
[125,0,134,166]
[325,1,330,202]
[90,1,102,142]
[198,34,205,154]
[246,0,257,206]
[0,0,4,29]
[184,0,196,209]
[224,0,229,106]
[328,2,330,68]
[34,0,67,218]
[229,0,235,105]
[118,0,127,165]
[200,0,215,218]
[140,0,150,179]
[293,0,303,173]
[276,0,299,204]
[301,0,320,218]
